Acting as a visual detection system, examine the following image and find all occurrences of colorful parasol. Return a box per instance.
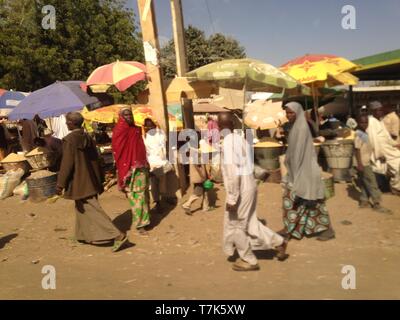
[186,58,305,93]
[132,105,183,130]
[280,54,359,126]
[85,60,147,93]
[280,54,359,86]
[81,104,129,123]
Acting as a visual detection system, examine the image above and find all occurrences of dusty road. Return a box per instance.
[1,182,400,299]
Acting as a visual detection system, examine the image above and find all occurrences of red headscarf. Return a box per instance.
[112,115,148,189]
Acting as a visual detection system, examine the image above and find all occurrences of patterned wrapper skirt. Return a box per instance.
[282,186,331,240]
[125,168,150,229]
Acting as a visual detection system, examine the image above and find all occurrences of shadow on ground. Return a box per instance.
[0,233,18,249]
[346,184,361,202]
[113,199,177,232]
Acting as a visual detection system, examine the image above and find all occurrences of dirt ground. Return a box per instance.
[1,181,400,300]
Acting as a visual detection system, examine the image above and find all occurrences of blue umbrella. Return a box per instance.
[8,81,101,120]
[0,91,29,108]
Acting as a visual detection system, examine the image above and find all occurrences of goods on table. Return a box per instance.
[254,139,283,148]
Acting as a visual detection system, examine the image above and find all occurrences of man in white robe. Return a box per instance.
[367,101,400,195]
[218,112,287,272]
[143,118,169,212]
[382,109,400,144]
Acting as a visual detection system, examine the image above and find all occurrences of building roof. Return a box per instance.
[352,49,400,81]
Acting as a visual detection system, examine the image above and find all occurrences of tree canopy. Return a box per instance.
[160,25,246,79]
[0,0,144,103]
[0,3,246,102]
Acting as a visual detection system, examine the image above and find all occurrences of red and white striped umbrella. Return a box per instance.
[85,60,146,92]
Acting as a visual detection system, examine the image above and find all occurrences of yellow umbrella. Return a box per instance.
[280,54,359,125]
[326,72,359,86]
[132,105,183,130]
[280,54,358,86]
[165,77,217,103]
[81,104,129,123]
[244,100,287,130]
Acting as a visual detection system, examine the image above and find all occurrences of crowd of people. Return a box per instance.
[1,100,399,272]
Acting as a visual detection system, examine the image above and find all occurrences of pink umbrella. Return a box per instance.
[85,60,147,92]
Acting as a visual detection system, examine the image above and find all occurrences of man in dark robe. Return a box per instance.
[56,112,127,251]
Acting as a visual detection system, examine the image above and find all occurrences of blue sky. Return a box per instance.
[126,0,400,66]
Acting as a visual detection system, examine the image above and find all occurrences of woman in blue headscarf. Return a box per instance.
[280,102,335,241]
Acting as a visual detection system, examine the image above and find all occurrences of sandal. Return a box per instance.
[275,239,289,261]
[182,205,192,215]
[232,259,260,271]
[136,228,149,236]
[277,228,289,238]
[316,228,336,241]
[112,235,128,252]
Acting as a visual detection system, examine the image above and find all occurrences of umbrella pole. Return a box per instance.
[242,78,247,134]
[305,91,308,109]
[312,83,320,129]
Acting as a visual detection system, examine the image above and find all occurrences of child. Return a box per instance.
[182,141,215,215]
[354,115,392,214]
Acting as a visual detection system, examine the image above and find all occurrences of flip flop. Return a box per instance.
[182,205,192,215]
[136,228,149,236]
[112,235,128,252]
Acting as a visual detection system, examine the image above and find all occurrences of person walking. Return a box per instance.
[56,112,127,252]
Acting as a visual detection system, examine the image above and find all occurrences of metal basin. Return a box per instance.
[321,140,354,169]
[254,146,284,171]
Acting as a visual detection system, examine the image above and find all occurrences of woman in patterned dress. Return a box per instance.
[112,108,150,232]
[279,102,335,241]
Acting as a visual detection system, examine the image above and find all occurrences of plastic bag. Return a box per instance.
[0,168,25,200]
[13,181,29,197]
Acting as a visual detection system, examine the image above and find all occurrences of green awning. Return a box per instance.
[352,49,400,81]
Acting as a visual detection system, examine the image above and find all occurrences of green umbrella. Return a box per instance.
[186,58,308,94]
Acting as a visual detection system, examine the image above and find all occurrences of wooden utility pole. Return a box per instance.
[170,0,188,76]
[137,0,169,133]
[170,0,190,196]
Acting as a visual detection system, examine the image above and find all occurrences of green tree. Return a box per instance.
[160,25,246,79]
[208,33,246,62]
[0,0,144,103]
